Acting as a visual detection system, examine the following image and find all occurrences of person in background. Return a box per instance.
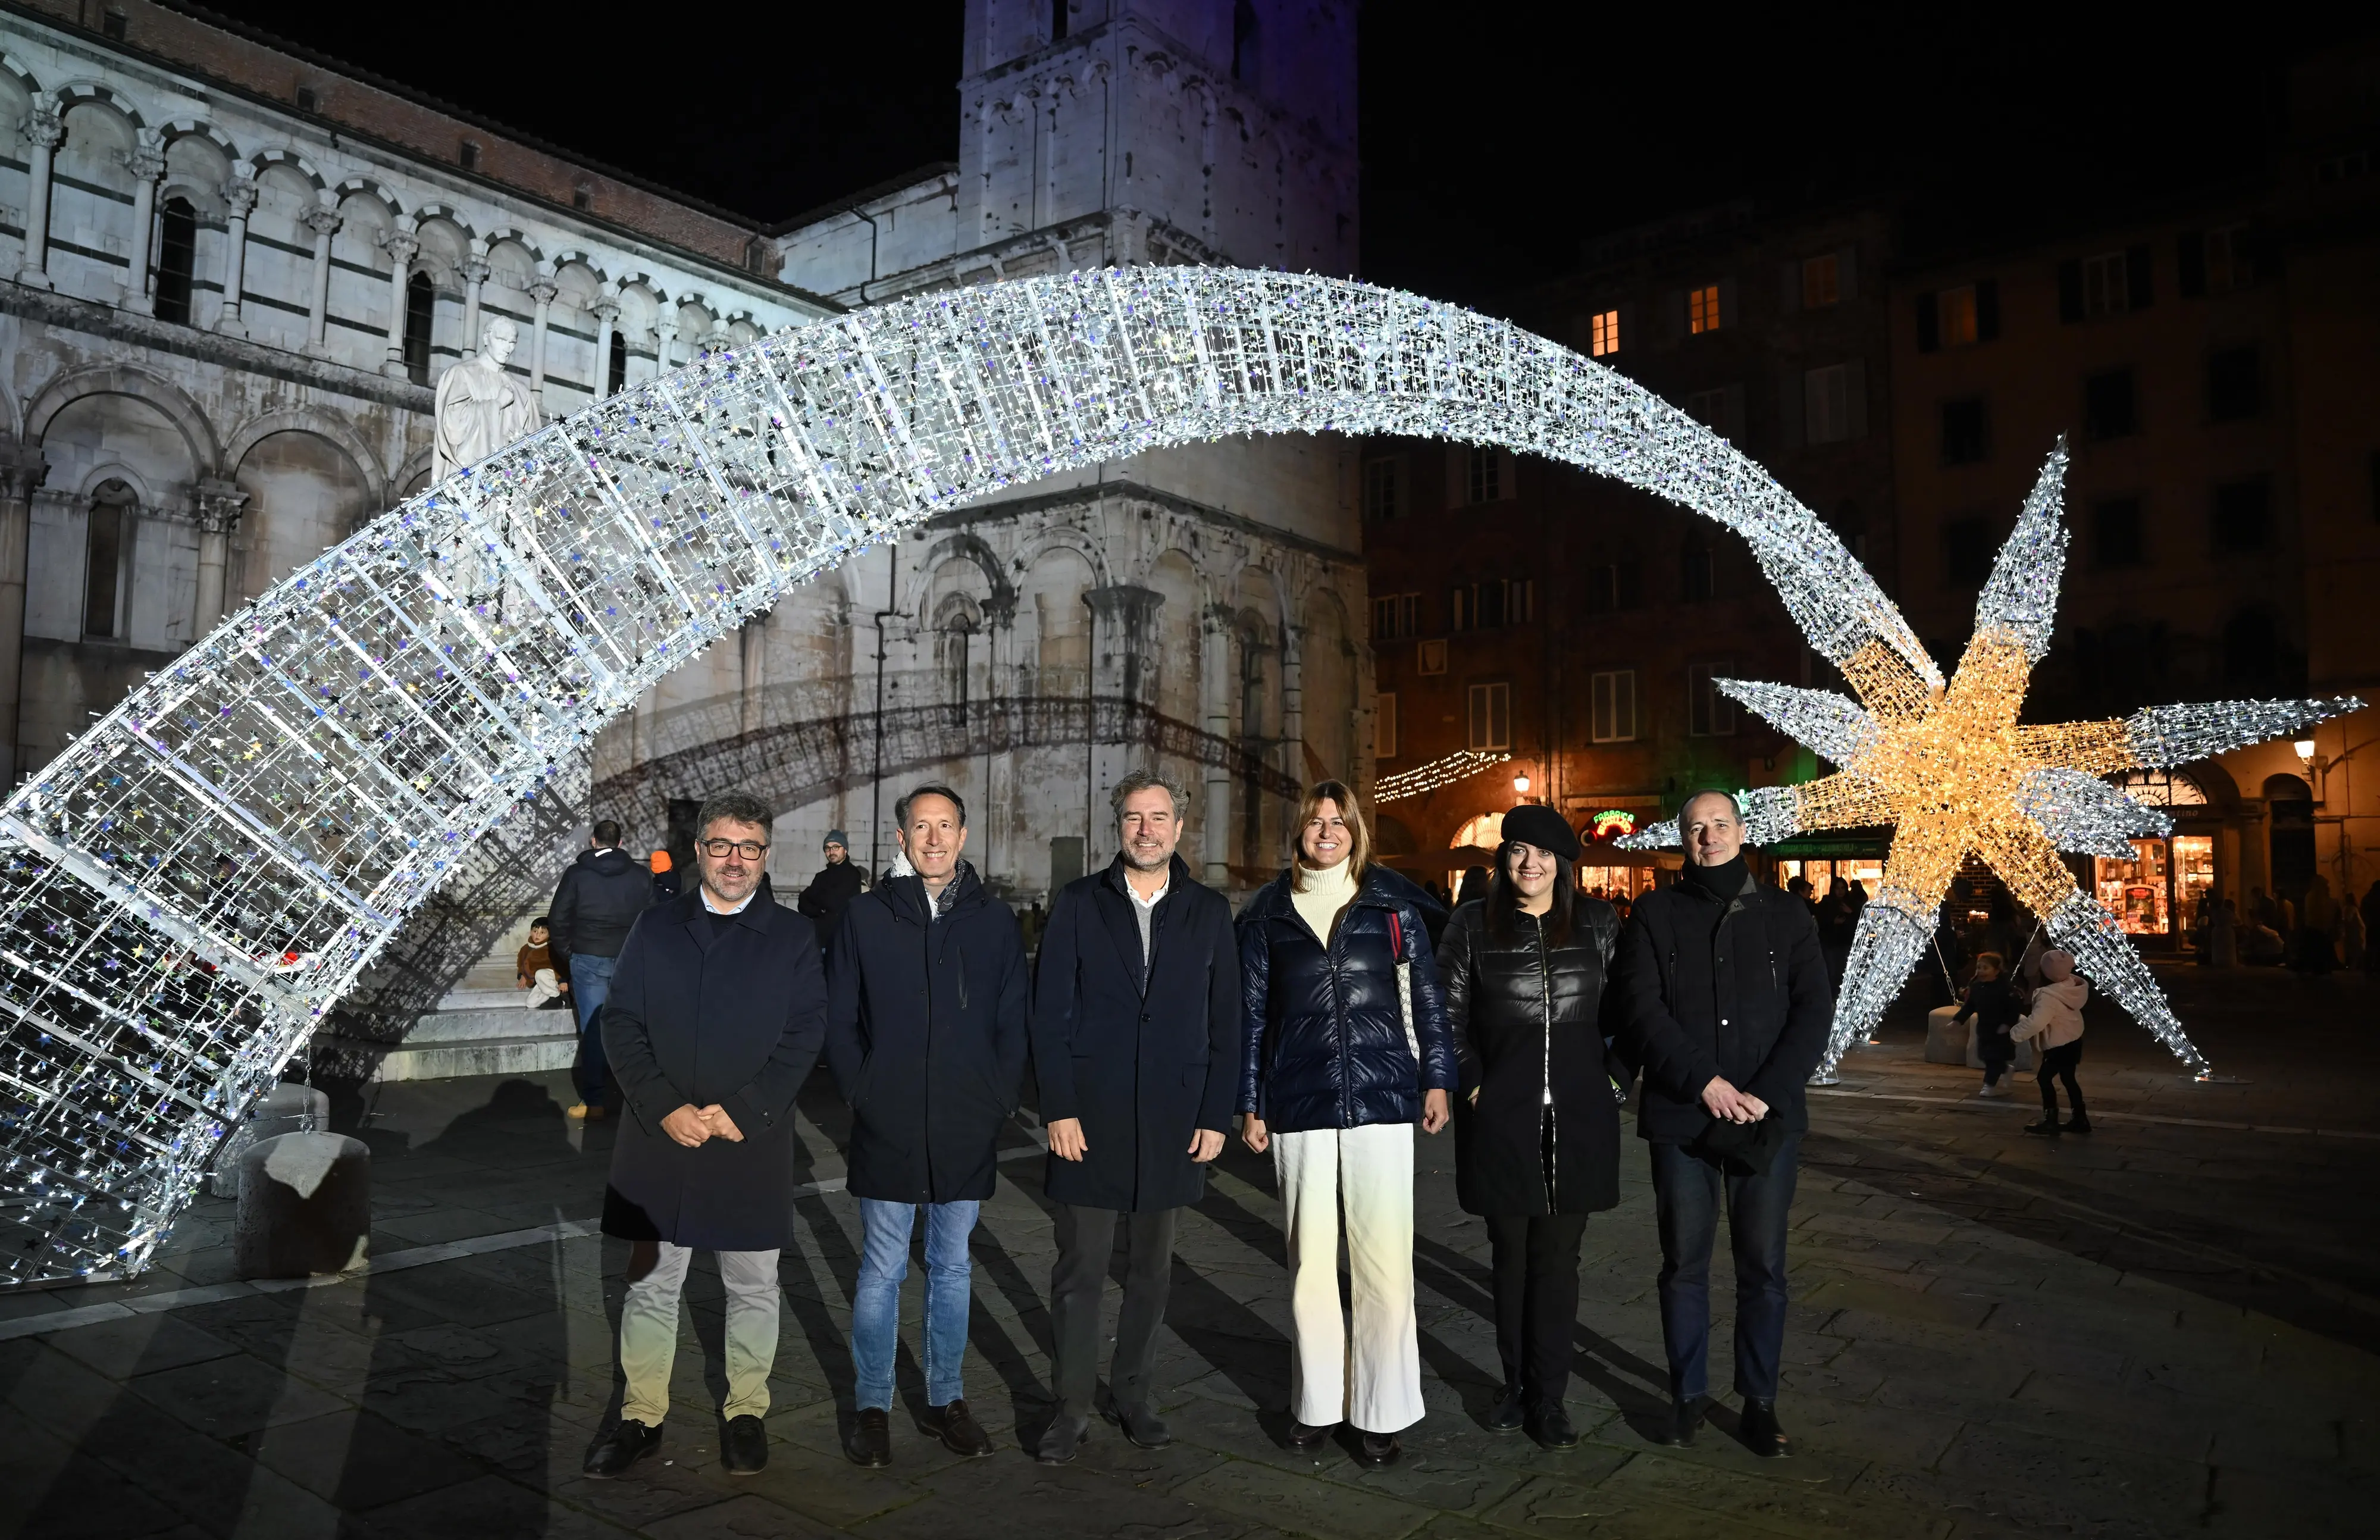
[1455,864,1492,910]
[827,785,1029,1467]
[1815,879,1854,993]
[549,819,657,1121]
[1612,790,1831,1459]
[1237,781,1455,1467]
[1439,806,1623,1450]
[517,916,569,1010]
[2343,885,2369,973]
[582,791,825,1480]
[2012,947,2090,1137]
[1953,951,2019,1098]
[649,849,682,902]
[1029,771,1239,1463]
[797,830,865,949]
[1786,875,1814,914]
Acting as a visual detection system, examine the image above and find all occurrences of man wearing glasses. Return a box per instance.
[826,783,1030,1466]
[583,791,826,1481]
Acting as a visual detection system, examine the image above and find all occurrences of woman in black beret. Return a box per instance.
[1438,804,1627,1448]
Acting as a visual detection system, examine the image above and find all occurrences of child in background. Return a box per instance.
[518,916,568,1010]
[1955,950,2020,1098]
[2011,947,2090,1135]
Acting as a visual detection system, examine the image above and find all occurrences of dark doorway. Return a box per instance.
[2265,772,2315,903]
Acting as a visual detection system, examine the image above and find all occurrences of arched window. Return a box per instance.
[155,197,199,325]
[402,271,435,385]
[607,328,627,395]
[84,481,137,639]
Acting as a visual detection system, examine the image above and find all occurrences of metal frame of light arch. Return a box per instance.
[0,265,1932,1285]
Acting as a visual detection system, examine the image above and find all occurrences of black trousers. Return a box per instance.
[1485,1211,1588,1408]
[1049,1203,1178,1417]
[1648,1133,1801,1404]
[2038,1041,2084,1117]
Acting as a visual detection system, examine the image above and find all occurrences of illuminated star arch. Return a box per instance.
[0,268,2347,1284]
[1622,444,2357,1078]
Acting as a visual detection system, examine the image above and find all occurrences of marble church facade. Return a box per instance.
[2,0,1369,910]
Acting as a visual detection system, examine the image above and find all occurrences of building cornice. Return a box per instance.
[925,475,1359,568]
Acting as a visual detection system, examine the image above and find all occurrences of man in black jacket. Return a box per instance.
[797,829,865,949]
[549,819,655,1120]
[1029,772,1239,1464]
[825,784,1029,1467]
[1612,790,1831,1458]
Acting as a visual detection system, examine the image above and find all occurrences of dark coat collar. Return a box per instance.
[668,884,778,950]
[880,860,984,926]
[1093,853,1194,990]
[1242,862,1448,925]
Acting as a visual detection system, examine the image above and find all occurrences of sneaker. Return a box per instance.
[582,1418,661,1478]
[1977,1083,2010,1098]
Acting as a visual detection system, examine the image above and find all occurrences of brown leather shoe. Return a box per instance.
[844,1407,891,1467]
[931,1398,994,1458]
[1286,1418,1333,1450]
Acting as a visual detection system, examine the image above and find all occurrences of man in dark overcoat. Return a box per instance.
[1028,771,1239,1463]
[1612,789,1832,1459]
[582,791,825,1482]
[826,784,1029,1466]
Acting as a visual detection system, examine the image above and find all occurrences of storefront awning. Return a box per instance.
[1767,830,1893,859]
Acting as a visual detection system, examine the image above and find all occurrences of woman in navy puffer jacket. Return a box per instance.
[1238,781,1455,1467]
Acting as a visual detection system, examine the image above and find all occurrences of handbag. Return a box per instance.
[1388,910,1419,1062]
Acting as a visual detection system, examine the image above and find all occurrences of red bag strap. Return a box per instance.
[1388,910,1403,962]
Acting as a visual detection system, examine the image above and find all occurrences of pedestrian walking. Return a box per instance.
[1237,780,1457,1467]
[1954,951,2019,1097]
[1029,771,1239,1464]
[797,830,865,948]
[1439,805,1623,1449]
[826,785,1029,1467]
[2013,947,2090,1136]
[1611,790,1832,1458]
[581,791,826,1480]
[549,819,657,1120]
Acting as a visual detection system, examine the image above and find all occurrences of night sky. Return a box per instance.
[192,0,2338,308]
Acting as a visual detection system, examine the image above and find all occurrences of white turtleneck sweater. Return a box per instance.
[1291,859,1360,945]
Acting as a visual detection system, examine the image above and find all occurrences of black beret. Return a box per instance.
[1500,803,1581,862]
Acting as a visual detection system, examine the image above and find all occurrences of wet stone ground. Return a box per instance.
[1,960,2374,1538]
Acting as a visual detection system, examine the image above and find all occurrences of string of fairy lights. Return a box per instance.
[0,265,2351,1285]
[1373,750,1511,803]
[1623,446,2360,1078]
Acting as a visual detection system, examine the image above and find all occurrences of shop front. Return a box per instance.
[2092,769,2218,952]
[1769,831,1891,897]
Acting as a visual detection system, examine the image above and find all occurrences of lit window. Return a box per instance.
[1687,284,1723,334]
[1590,669,1636,743]
[1376,691,1398,758]
[1801,254,1839,309]
[1687,662,1735,737]
[2082,252,2129,317]
[1939,284,1979,346]
[1467,682,1511,751]
[1590,309,1620,356]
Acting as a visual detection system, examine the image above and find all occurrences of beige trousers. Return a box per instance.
[618,1242,780,1425]
[1274,1121,1423,1432]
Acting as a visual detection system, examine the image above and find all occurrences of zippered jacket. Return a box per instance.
[1235,863,1457,1134]
[1611,871,1834,1143]
[825,863,1031,1203]
[1440,896,1624,1215]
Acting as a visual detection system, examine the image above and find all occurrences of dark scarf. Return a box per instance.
[1681,854,1749,903]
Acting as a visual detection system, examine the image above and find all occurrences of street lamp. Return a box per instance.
[1512,771,1530,797]
[2294,738,2317,766]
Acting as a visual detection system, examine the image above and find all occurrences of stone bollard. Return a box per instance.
[207,1084,332,1199]
[234,1131,371,1279]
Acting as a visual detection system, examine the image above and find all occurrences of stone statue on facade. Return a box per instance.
[432,318,540,481]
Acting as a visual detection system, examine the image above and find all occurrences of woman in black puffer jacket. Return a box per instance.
[1440,804,1624,1449]
[1238,781,1455,1467]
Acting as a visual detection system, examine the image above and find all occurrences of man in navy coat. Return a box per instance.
[583,791,825,1482]
[1028,771,1239,1463]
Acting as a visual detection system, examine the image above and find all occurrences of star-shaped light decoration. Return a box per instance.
[1625,443,2360,1079]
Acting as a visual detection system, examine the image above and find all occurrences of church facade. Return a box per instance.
[2,0,1370,909]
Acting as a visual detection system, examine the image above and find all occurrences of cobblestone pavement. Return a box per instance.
[1,962,2373,1538]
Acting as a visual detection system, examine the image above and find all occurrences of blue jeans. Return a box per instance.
[566,952,617,1104]
[1648,1132,1800,1404]
[850,1198,979,1411]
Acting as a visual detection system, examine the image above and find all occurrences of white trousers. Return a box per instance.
[523,966,562,1008]
[619,1243,780,1426]
[1274,1121,1423,1432]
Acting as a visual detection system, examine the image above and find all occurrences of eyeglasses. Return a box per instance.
[699,838,770,860]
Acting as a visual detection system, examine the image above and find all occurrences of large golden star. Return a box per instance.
[1628,445,2359,1079]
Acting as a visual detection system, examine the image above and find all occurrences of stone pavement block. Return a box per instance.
[125,1349,355,1435]
[1798,1276,1995,1331]
[1169,1454,1435,1540]
[1475,1472,1754,1539]
[14,1385,348,1538]
[1768,1389,1964,1471]
[365,1266,558,1330]
[2203,1462,2379,1536]
[1592,1453,1952,1539]
[1991,1369,2221,1462]
[348,1473,640,1540]
[547,1453,748,1530]
[0,1407,193,1540]
[1918,1421,2210,1538]
[352,1366,535,1436]
[637,1492,859,1538]
[40,1312,243,1381]
[249,1406,487,1510]
[886,1450,1295,1540]
[721,1432,935,1530]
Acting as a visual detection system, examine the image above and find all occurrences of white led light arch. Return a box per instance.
[0,264,2327,1285]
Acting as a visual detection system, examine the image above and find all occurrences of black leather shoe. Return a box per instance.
[1356,1431,1402,1467]
[2024,1118,2061,1137]
[1488,1386,1526,1431]
[1652,1396,1702,1447]
[1286,1419,1333,1450]
[845,1407,892,1467]
[1106,1402,1172,1450]
[1740,1398,1791,1458]
[1036,1411,1091,1464]
[1526,1404,1579,1448]
[930,1398,994,1458]
[581,1419,661,1478]
[721,1413,767,1475]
